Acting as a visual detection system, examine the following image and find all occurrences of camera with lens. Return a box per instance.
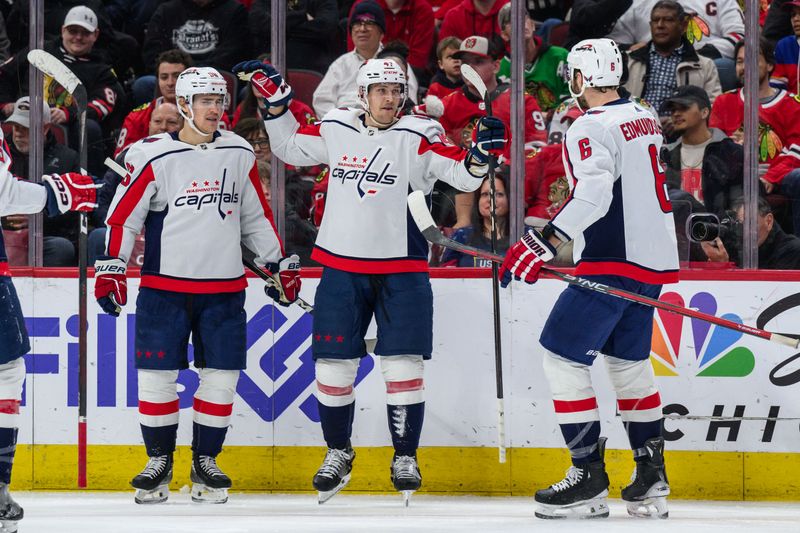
[686,212,743,257]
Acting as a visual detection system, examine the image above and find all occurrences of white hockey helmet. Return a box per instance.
[175,66,229,134]
[567,38,623,99]
[356,58,407,119]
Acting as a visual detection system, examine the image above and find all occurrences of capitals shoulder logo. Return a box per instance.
[650,291,755,378]
[174,168,239,219]
[331,147,398,201]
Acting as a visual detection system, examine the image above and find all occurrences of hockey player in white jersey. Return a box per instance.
[232,57,506,504]
[0,133,98,531]
[499,39,678,519]
[94,66,301,505]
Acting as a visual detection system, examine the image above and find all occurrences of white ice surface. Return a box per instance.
[11,492,800,533]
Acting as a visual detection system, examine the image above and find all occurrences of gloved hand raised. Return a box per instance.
[42,172,100,215]
[464,116,507,177]
[232,60,294,109]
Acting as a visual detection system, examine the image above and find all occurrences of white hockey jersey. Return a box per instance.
[263,108,482,274]
[0,134,47,276]
[104,130,284,293]
[609,0,744,59]
[552,98,679,284]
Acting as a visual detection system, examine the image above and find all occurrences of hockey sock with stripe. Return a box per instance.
[317,401,355,450]
[625,418,664,461]
[387,402,424,457]
[559,420,602,466]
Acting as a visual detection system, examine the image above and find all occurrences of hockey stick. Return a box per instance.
[460,64,506,463]
[28,49,90,487]
[103,157,315,315]
[408,191,800,349]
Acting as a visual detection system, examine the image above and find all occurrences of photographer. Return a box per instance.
[700,196,800,269]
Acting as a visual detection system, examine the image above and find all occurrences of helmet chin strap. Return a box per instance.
[569,71,588,111]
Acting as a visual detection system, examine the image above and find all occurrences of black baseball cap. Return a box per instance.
[661,85,712,113]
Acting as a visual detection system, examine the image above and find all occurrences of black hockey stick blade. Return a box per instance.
[406,191,800,349]
[27,49,88,111]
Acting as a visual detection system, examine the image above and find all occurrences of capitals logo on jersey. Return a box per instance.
[173,168,240,219]
[331,147,398,201]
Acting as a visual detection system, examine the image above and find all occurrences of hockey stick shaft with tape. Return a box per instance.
[29,49,90,487]
[407,191,800,349]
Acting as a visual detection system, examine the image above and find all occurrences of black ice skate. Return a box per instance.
[390,454,421,507]
[622,437,670,519]
[534,437,610,519]
[312,445,355,504]
[0,483,23,533]
[190,455,232,504]
[131,454,173,504]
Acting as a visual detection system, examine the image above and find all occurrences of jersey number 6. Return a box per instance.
[649,144,672,213]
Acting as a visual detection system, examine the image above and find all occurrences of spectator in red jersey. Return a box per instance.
[524,143,570,221]
[115,49,193,156]
[427,36,464,99]
[438,0,509,42]
[771,1,800,94]
[346,0,435,80]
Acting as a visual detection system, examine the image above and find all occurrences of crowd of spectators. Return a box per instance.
[1,0,799,270]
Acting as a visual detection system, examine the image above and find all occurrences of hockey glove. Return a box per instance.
[464,116,507,177]
[42,172,100,215]
[265,254,302,306]
[232,60,294,110]
[499,229,556,287]
[94,257,127,317]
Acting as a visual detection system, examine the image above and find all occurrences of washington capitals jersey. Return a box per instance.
[552,99,679,284]
[0,133,47,276]
[263,107,482,273]
[104,130,284,293]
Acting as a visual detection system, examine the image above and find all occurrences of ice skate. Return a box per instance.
[313,445,355,504]
[622,437,670,519]
[390,454,421,506]
[534,437,610,519]
[0,483,22,533]
[131,454,173,504]
[190,455,231,504]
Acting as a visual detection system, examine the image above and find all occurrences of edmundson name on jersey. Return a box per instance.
[619,117,662,142]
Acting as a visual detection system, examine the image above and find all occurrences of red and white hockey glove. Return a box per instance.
[42,172,100,214]
[464,116,507,177]
[265,254,301,306]
[94,257,127,317]
[499,229,556,287]
[232,60,294,110]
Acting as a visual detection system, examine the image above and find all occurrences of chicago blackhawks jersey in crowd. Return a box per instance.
[438,85,547,150]
[609,0,744,58]
[551,99,679,284]
[263,107,483,273]
[709,88,800,183]
[104,130,283,293]
[0,135,48,276]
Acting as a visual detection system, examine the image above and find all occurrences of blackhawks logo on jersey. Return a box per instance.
[758,123,783,162]
[685,14,710,44]
[526,81,558,112]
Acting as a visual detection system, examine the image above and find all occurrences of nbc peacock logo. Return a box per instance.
[650,291,755,377]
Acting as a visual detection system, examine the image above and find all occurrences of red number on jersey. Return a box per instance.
[578,138,592,160]
[649,144,672,212]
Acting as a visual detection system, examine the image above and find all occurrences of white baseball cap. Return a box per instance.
[5,97,51,128]
[63,6,98,32]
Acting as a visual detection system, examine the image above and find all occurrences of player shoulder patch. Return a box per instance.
[141,136,161,143]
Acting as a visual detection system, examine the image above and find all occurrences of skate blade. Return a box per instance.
[535,491,610,520]
[317,473,351,504]
[401,490,415,507]
[191,483,228,504]
[134,485,169,505]
[0,518,19,533]
[626,496,669,519]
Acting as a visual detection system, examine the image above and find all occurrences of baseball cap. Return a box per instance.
[5,97,51,128]
[661,85,712,112]
[452,36,502,60]
[63,5,98,32]
[350,1,386,34]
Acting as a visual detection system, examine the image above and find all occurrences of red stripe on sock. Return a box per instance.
[0,399,20,414]
[139,399,179,416]
[193,398,233,417]
[316,380,353,396]
[553,397,598,413]
[617,392,662,411]
[386,378,424,393]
